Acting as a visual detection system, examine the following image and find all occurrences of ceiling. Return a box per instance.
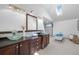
[14,4,79,22]
[0,4,79,22]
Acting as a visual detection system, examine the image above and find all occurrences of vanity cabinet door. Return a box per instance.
[0,44,18,55]
[29,39,36,55]
[29,37,42,55]
[19,40,29,55]
[42,36,47,48]
[40,35,49,49]
[46,35,49,45]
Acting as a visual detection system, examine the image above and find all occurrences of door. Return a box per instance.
[41,35,47,49]
[41,35,49,49]
[46,35,49,45]
[19,40,29,55]
[29,39,36,55]
[0,44,18,55]
[45,24,53,36]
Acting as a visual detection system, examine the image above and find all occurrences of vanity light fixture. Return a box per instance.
[8,4,25,13]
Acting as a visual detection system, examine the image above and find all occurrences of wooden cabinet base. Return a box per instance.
[0,34,49,55]
[38,34,49,49]
[0,44,18,55]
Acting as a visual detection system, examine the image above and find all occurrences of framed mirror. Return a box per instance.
[26,14,38,30]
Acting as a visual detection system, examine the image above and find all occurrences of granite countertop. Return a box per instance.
[38,33,49,36]
[0,32,49,49]
[0,36,38,49]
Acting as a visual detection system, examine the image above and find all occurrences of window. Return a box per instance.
[56,4,63,16]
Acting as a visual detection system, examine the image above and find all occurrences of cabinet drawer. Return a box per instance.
[35,45,41,51]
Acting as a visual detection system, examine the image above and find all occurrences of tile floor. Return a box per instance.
[38,37,79,55]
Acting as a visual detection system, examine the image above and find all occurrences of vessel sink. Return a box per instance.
[7,33,22,40]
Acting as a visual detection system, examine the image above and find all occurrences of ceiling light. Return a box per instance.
[8,4,25,14]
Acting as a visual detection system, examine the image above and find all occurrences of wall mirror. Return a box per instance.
[26,14,38,30]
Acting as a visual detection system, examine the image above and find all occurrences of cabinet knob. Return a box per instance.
[36,43,38,45]
[37,40,39,41]
[20,44,23,47]
[37,46,39,48]
[16,45,18,48]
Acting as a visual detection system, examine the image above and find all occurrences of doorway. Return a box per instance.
[44,23,53,36]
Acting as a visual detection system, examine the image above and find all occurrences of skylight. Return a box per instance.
[56,4,63,16]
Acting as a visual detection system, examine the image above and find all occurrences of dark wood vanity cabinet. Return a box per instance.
[0,34,49,55]
[19,37,42,55]
[42,35,49,49]
[29,37,42,55]
[46,35,49,45]
[29,39,36,55]
[0,41,30,55]
[0,38,41,55]
[19,40,29,55]
[0,44,18,55]
[38,34,49,49]
[36,37,42,51]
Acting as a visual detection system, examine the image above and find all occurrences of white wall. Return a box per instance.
[0,9,45,32]
[53,19,79,37]
[0,9,26,32]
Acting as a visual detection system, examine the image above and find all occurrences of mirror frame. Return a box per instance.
[26,13,38,31]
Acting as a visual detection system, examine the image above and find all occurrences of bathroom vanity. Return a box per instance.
[0,33,49,55]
